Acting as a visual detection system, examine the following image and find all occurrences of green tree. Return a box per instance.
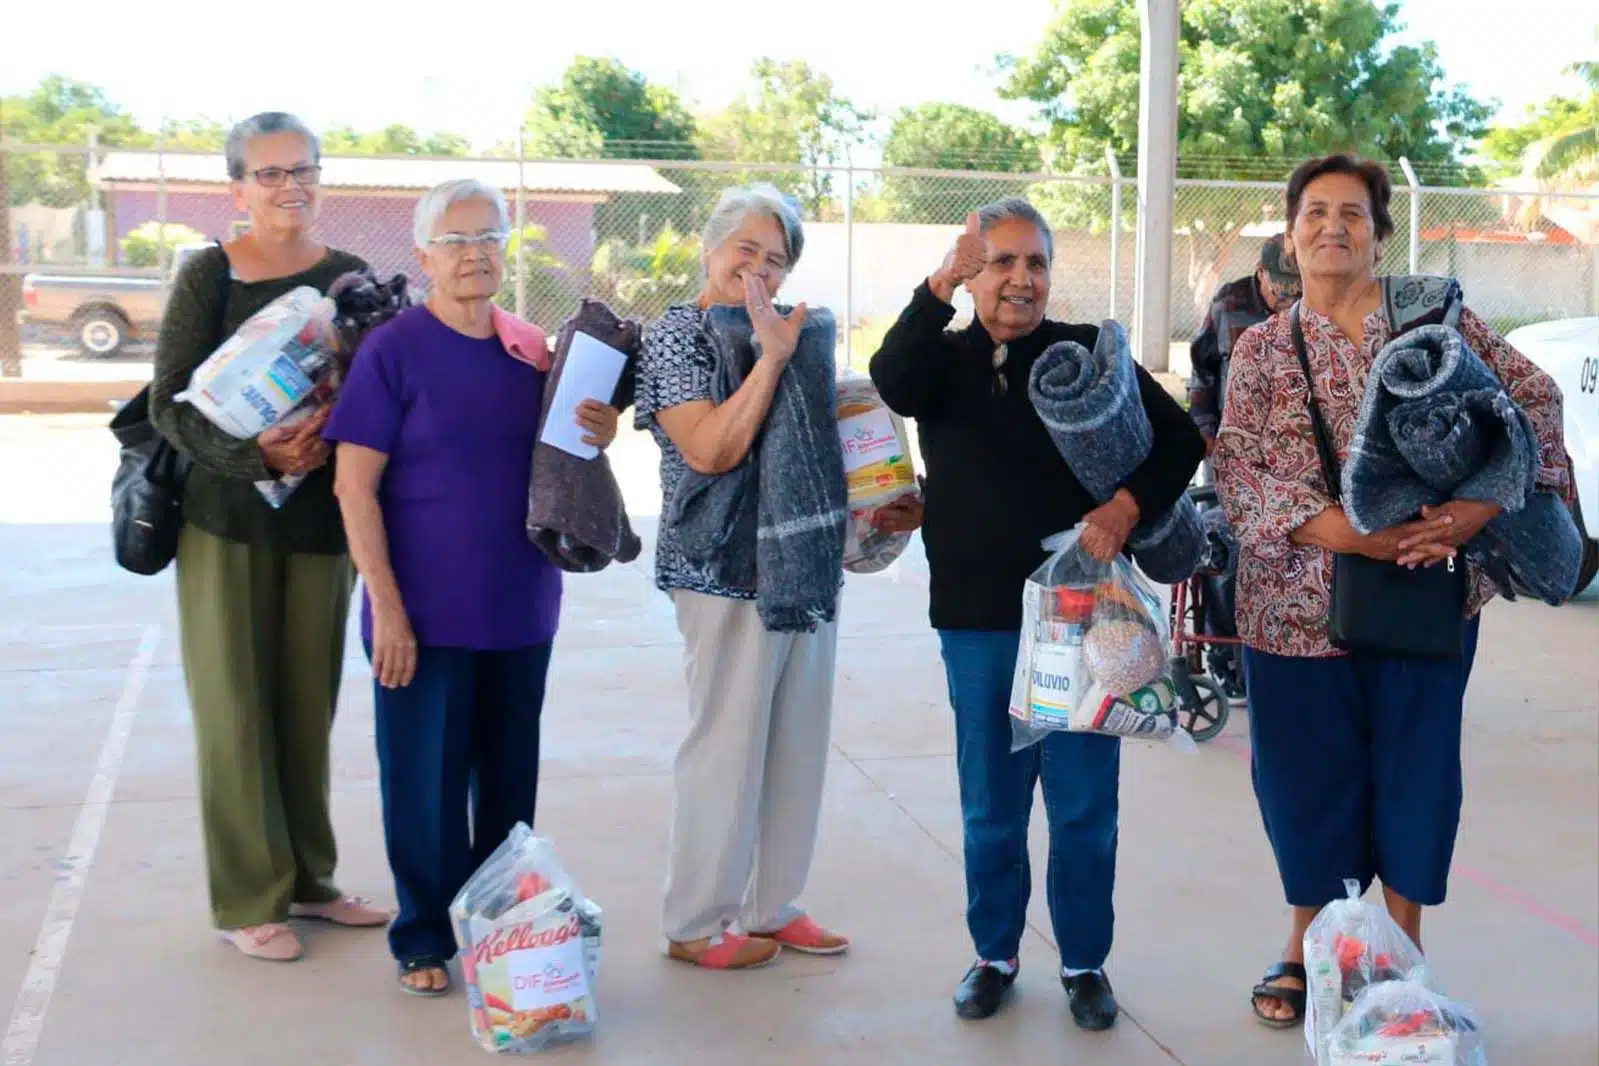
[878,103,1042,222]
[495,224,571,326]
[120,220,208,267]
[997,0,1492,321]
[697,59,873,217]
[1,75,147,208]
[589,224,701,320]
[999,0,1491,176]
[322,124,471,156]
[524,57,698,159]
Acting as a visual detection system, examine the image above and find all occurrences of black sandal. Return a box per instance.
[1251,960,1307,1028]
[398,956,452,997]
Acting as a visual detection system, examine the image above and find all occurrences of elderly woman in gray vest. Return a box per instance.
[634,184,893,970]
[148,112,387,963]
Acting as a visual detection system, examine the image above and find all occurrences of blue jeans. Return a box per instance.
[370,642,553,963]
[938,630,1120,971]
[1243,617,1480,908]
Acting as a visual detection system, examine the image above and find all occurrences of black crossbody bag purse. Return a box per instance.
[1289,304,1468,659]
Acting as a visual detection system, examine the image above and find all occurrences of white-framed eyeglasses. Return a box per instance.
[428,231,508,252]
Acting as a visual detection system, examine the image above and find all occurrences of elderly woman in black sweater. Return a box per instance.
[869,199,1204,1031]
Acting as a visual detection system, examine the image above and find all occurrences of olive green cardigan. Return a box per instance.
[147,244,368,555]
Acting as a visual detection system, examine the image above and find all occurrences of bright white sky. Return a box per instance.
[4,0,1594,155]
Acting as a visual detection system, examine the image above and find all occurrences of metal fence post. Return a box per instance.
[156,127,168,277]
[1106,146,1122,321]
[515,130,527,318]
[1399,157,1420,275]
[844,152,855,370]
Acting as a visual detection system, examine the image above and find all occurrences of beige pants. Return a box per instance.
[662,591,839,943]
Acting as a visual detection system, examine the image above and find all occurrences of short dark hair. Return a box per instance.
[1285,154,1394,242]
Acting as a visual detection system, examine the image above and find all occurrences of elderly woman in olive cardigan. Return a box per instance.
[148,111,386,963]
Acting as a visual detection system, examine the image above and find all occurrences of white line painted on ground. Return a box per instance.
[3,624,160,1066]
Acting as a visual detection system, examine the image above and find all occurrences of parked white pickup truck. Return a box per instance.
[1506,316,1599,595]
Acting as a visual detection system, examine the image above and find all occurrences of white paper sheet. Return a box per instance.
[539,331,629,460]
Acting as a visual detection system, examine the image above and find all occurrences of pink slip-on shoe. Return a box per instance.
[666,932,782,970]
[289,895,391,927]
[218,922,304,962]
[756,916,850,956]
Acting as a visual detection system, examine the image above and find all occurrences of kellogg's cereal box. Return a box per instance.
[450,824,603,1054]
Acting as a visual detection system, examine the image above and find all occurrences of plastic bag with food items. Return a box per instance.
[176,272,409,508]
[836,371,920,574]
[1326,974,1486,1066]
[1008,525,1191,752]
[450,823,603,1055]
[1304,879,1431,1064]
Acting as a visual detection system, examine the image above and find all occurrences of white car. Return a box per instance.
[1505,316,1599,595]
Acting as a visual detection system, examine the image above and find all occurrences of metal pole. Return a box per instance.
[1133,0,1179,371]
[1399,157,1420,275]
[156,126,169,277]
[843,151,855,370]
[1106,145,1122,321]
[515,130,527,318]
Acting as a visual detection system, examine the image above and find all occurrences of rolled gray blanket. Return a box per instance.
[1028,319,1205,584]
[669,304,848,632]
[1344,323,1582,605]
[526,299,644,573]
[1344,324,1527,533]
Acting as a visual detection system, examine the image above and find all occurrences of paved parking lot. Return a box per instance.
[1,413,1594,1066]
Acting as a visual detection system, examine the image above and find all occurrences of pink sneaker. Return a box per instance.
[289,895,391,927]
[666,932,782,970]
[757,916,850,956]
[219,922,304,962]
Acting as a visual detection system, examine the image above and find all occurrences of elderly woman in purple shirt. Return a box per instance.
[324,178,618,997]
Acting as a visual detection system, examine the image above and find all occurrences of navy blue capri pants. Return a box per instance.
[1242,617,1480,908]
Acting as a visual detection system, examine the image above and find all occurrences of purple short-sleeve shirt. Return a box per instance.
[324,305,562,650]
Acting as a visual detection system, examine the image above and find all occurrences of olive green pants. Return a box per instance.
[174,523,354,929]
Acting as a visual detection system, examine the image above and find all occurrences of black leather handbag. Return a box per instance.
[1290,305,1468,659]
[109,245,228,576]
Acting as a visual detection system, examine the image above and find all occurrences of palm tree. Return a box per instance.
[1531,39,1599,185]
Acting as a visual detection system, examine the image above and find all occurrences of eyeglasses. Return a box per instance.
[249,165,322,188]
[428,232,508,253]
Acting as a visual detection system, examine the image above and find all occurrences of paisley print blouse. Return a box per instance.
[1213,304,1571,658]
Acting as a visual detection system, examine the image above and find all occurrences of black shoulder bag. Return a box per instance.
[109,243,230,576]
[1289,304,1468,659]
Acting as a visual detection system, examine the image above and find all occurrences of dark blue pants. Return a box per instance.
[938,630,1120,971]
[1243,618,1480,909]
[370,642,553,963]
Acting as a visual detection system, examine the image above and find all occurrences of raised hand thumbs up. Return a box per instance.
[937,212,989,292]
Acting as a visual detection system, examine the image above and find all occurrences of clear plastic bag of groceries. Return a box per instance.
[174,285,339,507]
[1326,973,1486,1066]
[837,370,920,574]
[1304,879,1430,1065]
[450,823,604,1055]
[1007,525,1187,752]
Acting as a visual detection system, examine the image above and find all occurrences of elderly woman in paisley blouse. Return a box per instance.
[1212,153,1571,1030]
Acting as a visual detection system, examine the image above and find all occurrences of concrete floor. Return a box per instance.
[1,414,1595,1066]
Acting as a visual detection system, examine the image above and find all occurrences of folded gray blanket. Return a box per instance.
[526,299,644,573]
[1344,323,1582,604]
[669,304,848,632]
[1028,319,1205,584]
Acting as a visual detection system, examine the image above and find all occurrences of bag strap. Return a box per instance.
[1289,303,1344,503]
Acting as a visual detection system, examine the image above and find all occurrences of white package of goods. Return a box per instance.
[1007,525,1192,751]
[1304,879,1430,1064]
[175,285,338,440]
[451,824,603,1055]
[1326,975,1486,1066]
[836,371,919,574]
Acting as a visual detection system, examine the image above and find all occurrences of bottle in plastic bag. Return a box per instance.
[1304,879,1430,1065]
[450,824,603,1055]
[1007,525,1189,751]
[836,370,919,574]
[1325,974,1486,1066]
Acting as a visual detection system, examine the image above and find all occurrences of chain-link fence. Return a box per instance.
[5,140,1597,377]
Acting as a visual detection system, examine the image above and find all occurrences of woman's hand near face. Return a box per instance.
[576,399,619,450]
[745,272,807,363]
